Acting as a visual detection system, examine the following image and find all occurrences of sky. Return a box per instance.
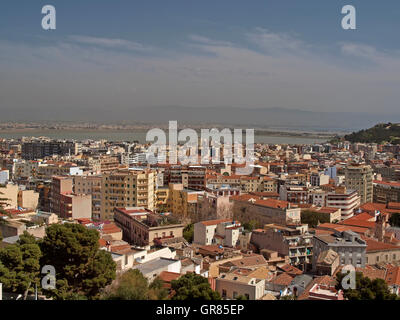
[1,0,400,121]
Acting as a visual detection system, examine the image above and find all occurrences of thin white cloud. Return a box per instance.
[1,29,400,115]
[68,35,151,52]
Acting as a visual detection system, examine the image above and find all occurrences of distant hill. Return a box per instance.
[2,105,400,132]
[344,123,400,144]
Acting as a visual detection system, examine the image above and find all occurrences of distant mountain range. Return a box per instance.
[1,106,400,132]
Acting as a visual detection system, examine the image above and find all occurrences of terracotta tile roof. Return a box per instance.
[339,213,376,229]
[317,223,369,235]
[361,236,400,253]
[278,264,303,275]
[355,267,386,281]
[271,272,293,286]
[110,244,132,252]
[385,266,400,286]
[159,271,181,283]
[224,255,267,268]
[99,238,107,247]
[254,199,290,209]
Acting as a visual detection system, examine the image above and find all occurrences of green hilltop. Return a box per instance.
[344,123,400,144]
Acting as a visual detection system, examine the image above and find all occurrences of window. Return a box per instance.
[245,294,250,300]
[222,289,227,298]
[233,292,238,299]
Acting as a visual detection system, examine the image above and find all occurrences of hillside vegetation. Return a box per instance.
[344,123,400,144]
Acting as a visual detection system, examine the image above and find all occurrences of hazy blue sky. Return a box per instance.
[1,0,400,119]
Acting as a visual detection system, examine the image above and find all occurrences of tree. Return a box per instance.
[0,231,42,299]
[235,294,248,300]
[389,213,400,228]
[104,270,167,300]
[105,269,149,300]
[171,273,221,300]
[242,220,260,232]
[336,271,399,300]
[40,223,116,300]
[301,210,330,228]
[183,224,194,243]
[148,276,169,300]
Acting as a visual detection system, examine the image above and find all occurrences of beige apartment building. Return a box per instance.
[113,207,184,246]
[18,189,39,210]
[232,195,301,226]
[101,169,156,220]
[216,273,266,300]
[168,183,203,222]
[345,164,373,204]
[0,183,19,209]
[74,175,102,220]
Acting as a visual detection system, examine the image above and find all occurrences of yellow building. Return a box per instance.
[168,183,203,222]
[155,187,170,213]
[101,169,156,220]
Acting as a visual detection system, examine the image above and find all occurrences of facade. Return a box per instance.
[17,189,39,210]
[50,176,73,214]
[312,231,367,271]
[345,164,373,204]
[310,172,330,187]
[232,195,301,226]
[195,192,233,222]
[0,183,19,209]
[373,180,400,204]
[325,187,360,220]
[74,175,102,220]
[50,176,91,219]
[250,224,313,268]
[279,185,308,204]
[193,218,243,247]
[216,273,265,300]
[101,169,156,220]
[168,183,203,222]
[113,207,184,246]
[21,140,77,160]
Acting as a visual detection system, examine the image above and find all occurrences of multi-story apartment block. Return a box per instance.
[167,165,207,190]
[167,183,204,222]
[232,194,301,226]
[325,187,360,220]
[73,175,102,220]
[345,164,373,204]
[50,176,91,219]
[216,273,266,300]
[279,185,309,204]
[195,192,233,222]
[101,168,155,220]
[250,224,313,269]
[113,207,184,246]
[193,218,243,247]
[0,183,19,209]
[12,160,39,180]
[373,180,400,203]
[310,172,330,186]
[21,140,77,160]
[38,162,83,180]
[312,230,367,271]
